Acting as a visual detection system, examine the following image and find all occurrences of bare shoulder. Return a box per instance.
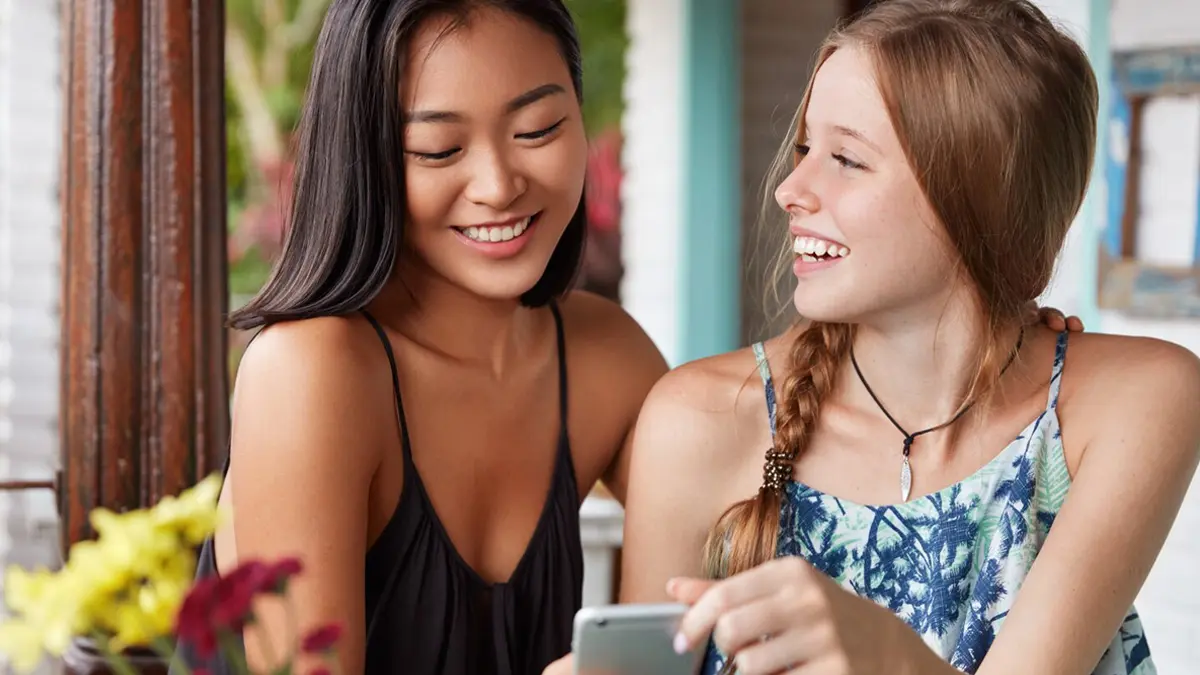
[620,341,781,597]
[1060,331,1200,452]
[231,314,398,480]
[1061,331,1200,401]
[635,342,775,475]
[556,289,667,376]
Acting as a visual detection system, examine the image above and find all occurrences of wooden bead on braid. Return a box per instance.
[761,446,796,493]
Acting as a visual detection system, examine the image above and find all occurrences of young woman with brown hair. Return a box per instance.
[600,1,1199,673]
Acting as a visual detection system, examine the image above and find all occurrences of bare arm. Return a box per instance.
[227,318,392,675]
[557,291,669,505]
[619,364,747,603]
[971,339,1200,675]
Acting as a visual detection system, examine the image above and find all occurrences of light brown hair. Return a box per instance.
[703,0,1098,580]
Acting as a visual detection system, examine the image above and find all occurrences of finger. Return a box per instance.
[666,577,716,605]
[1038,307,1067,331]
[1066,315,1085,332]
[709,593,796,657]
[674,572,780,653]
[727,626,824,675]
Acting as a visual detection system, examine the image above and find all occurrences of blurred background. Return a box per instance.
[2,0,1200,671]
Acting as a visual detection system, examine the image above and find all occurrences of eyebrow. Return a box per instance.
[404,83,567,123]
[833,125,882,154]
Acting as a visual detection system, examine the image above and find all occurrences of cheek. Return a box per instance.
[528,131,588,210]
[404,167,460,228]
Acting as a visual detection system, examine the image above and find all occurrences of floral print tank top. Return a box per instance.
[702,332,1154,674]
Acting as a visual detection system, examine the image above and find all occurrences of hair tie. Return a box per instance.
[760,446,796,493]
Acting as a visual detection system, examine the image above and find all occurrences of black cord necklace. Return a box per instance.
[849,328,1025,502]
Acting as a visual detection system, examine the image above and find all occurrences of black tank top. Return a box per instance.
[176,304,584,675]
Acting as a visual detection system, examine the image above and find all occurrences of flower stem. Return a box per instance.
[217,632,252,675]
[151,636,189,675]
[91,634,139,675]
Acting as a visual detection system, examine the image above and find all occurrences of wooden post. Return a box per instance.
[59,0,228,547]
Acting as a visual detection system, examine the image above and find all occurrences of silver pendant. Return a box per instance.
[900,455,912,502]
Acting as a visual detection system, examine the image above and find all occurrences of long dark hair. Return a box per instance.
[229,0,587,330]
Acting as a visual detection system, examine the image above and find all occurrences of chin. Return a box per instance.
[456,267,550,302]
[792,287,864,324]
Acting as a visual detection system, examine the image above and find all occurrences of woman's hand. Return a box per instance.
[1026,302,1084,333]
[668,557,945,675]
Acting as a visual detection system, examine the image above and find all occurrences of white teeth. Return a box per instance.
[792,235,849,258]
[463,216,533,243]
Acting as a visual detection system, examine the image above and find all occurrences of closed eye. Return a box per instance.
[793,143,866,170]
[833,153,866,170]
[408,147,460,162]
[517,118,566,140]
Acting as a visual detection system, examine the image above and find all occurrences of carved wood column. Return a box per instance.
[59,0,228,550]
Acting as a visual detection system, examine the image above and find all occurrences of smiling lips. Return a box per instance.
[458,215,534,243]
[793,235,850,263]
[453,213,540,259]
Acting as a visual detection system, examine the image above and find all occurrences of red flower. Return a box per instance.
[301,623,343,654]
[174,557,304,657]
[264,557,303,594]
[209,561,269,630]
[175,576,220,657]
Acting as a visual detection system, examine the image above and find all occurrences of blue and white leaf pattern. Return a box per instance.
[702,333,1155,675]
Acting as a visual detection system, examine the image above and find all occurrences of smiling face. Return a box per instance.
[775,46,966,325]
[399,7,588,301]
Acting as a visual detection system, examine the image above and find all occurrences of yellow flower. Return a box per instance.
[150,473,224,545]
[0,618,46,672]
[104,573,190,652]
[0,474,223,672]
[3,566,54,615]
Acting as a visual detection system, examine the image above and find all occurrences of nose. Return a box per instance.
[464,147,527,210]
[774,161,819,216]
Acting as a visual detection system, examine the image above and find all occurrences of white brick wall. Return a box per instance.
[0,0,64,584]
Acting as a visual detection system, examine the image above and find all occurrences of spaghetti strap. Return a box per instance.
[1046,330,1069,411]
[752,342,777,438]
[548,301,570,438]
[360,309,413,460]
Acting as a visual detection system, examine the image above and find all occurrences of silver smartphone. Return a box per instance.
[571,603,707,675]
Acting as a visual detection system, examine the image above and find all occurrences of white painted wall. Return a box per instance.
[619,0,684,368]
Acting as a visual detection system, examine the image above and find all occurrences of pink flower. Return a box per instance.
[301,623,343,654]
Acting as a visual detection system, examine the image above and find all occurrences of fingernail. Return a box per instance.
[673,632,688,654]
